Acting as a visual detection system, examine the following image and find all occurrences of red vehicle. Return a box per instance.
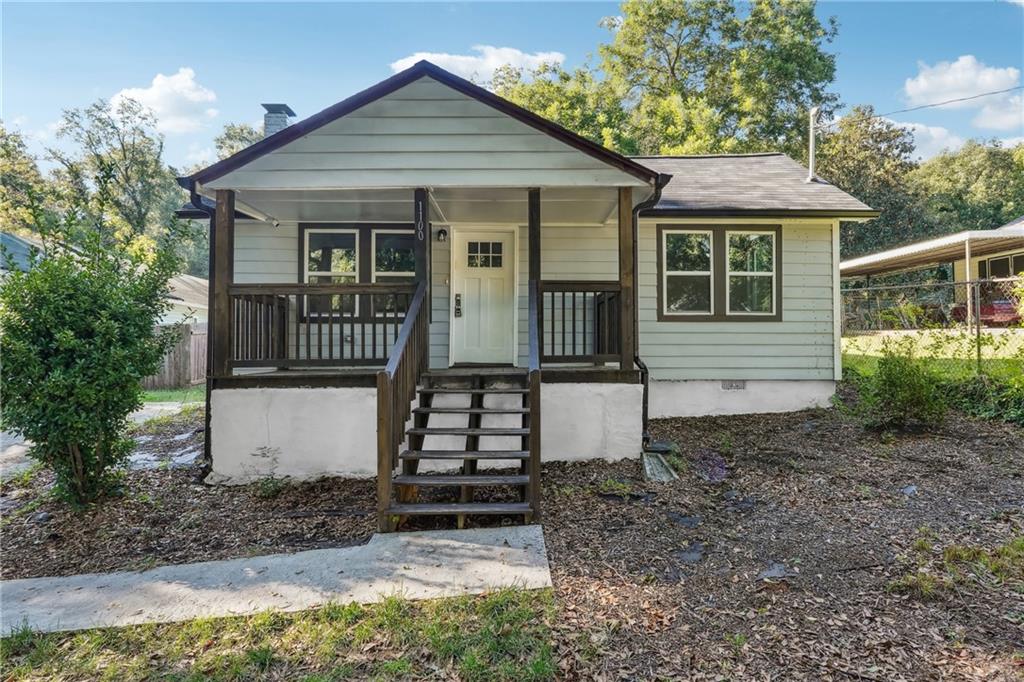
[951,299,1022,327]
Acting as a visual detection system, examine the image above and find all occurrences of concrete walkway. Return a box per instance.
[0,526,551,634]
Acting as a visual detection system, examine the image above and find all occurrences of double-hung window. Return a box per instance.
[658,225,781,321]
[662,230,713,315]
[372,230,416,313]
[304,228,358,315]
[301,224,418,318]
[726,231,776,315]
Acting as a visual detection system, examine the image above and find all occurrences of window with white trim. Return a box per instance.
[372,230,416,313]
[304,228,357,315]
[726,231,776,315]
[662,230,713,314]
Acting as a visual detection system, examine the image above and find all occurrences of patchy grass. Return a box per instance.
[129,403,204,435]
[596,478,633,498]
[0,589,556,681]
[140,386,204,404]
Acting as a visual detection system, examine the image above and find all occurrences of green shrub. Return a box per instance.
[946,375,1024,427]
[857,337,946,430]
[0,213,180,504]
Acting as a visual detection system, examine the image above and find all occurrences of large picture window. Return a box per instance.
[657,224,782,322]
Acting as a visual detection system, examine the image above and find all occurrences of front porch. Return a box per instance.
[205,185,646,531]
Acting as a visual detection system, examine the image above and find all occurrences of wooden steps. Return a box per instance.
[413,407,529,415]
[399,450,529,460]
[406,427,529,437]
[392,474,529,486]
[382,369,537,528]
[387,502,531,516]
[418,387,528,395]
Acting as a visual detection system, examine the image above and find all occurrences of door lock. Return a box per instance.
[454,293,462,318]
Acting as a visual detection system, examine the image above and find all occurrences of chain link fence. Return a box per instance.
[841,277,1024,380]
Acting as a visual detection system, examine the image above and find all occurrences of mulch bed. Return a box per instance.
[0,410,375,580]
[2,396,1022,680]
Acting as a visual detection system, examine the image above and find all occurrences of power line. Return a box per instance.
[817,85,1023,131]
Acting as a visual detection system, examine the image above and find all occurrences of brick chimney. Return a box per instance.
[261,103,296,137]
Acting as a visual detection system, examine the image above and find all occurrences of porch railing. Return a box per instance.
[227,283,417,369]
[376,281,429,530]
[527,280,542,521]
[538,280,621,364]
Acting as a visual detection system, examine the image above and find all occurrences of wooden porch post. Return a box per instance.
[528,188,541,282]
[211,189,235,377]
[618,187,636,369]
[414,188,430,323]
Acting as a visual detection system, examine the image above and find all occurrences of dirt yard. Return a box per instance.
[2,397,1022,680]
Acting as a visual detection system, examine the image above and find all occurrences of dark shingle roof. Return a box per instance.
[633,153,877,217]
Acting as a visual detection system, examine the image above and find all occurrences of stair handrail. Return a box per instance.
[376,280,429,531]
[527,280,542,521]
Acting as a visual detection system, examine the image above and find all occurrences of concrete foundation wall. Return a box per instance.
[539,383,644,462]
[209,388,380,483]
[649,379,835,418]
[209,382,644,483]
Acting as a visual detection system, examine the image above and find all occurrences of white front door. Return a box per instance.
[450,229,516,364]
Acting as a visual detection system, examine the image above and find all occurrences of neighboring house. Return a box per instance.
[177,61,875,529]
[0,231,45,275]
[164,274,209,325]
[840,215,1024,282]
[1,231,208,323]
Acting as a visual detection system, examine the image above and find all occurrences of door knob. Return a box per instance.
[454,293,462,318]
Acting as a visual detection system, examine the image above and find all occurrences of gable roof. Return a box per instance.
[634,153,878,218]
[181,60,661,191]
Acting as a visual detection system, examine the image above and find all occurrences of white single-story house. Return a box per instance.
[177,61,876,530]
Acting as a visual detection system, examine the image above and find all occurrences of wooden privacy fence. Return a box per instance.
[143,323,208,390]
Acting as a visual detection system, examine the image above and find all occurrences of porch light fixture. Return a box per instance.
[437,228,448,243]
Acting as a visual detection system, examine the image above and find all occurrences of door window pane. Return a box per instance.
[468,241,503,268]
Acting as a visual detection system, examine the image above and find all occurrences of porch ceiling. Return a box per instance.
[212,186,623,226]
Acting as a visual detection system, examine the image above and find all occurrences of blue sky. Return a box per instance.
[3,1,1022,169]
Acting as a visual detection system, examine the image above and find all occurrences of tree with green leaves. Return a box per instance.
[214,122,262,160]
[0,185,182,504]
[0,124,55,237]
[496,0,838,157]
[910,140,1024,232]
[49,98,179,242]
[815,106,932,258]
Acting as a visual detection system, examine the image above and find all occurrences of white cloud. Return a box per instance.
[1001,136,1024,147]
[904,55,1019,109]
[973,93,1024,131]
[886,119,965,160]
[111,67,218,134]
[185,144,215,166]
[390,45,565,82]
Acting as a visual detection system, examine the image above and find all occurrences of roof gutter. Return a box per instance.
[632,173,671,446]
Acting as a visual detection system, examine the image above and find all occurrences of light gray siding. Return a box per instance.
[206,77,648,191]
[637,218,837,380]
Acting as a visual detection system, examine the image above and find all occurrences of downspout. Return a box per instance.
[186,182,216,480]
[632,173,671,447]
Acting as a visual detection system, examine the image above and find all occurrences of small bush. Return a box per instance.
[0,207,180,504]
[945,375,1024,427]
[857,337,946,430]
